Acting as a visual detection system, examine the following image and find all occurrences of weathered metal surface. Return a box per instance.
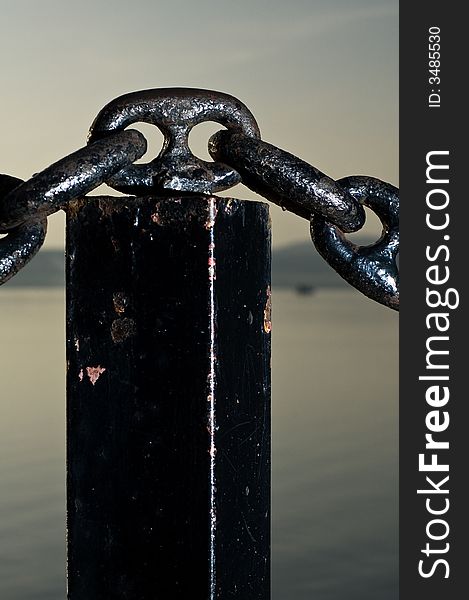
[311,176,399,310]
[88,88,260,195]
[0,174,47,285]
[210,131,399,309]
[208,130,366,233]
[66,195,271,599]
[1,88,399,310]
[0,130,146,231]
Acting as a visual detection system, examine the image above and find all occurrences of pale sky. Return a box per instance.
[0,0,397,248]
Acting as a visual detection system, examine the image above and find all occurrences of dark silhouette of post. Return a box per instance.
[66,195,271,599]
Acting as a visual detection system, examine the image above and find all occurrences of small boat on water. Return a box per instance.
[295,283,316,295]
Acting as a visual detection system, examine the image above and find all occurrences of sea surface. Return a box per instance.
[0,287,398,600]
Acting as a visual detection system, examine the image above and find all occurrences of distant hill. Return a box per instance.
[4,238,376,289]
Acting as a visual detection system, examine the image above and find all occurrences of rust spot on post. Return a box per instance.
[263,286,272,333]
[98,199,124,218]
[113,292,128,315]
[67,199,85,220]
[208,256,216,281]
[150,212,161,225]
[205,204,218,229]
[86,366,106,386]
[111,317,136,343]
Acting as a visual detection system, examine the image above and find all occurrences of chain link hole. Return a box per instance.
[125,123,165,165]
[347,206,383,245]
[188,122,226,162]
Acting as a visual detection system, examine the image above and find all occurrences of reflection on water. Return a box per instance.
[271,290,398,600]
[0,288,397,599]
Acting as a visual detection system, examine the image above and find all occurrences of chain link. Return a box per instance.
[0,88,399,311]
[311,176,399,310]
[0,130,146,284]
[209,129,399,310]
[0,130,146,231]
[88,88,260,196]
[0,175,47,285]
[208,130,366,233]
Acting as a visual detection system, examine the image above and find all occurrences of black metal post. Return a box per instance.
[66,196,271,599]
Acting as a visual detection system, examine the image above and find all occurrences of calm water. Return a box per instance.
[0,288,398,599]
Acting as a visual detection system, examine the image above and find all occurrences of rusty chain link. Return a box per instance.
[0,88,399,310]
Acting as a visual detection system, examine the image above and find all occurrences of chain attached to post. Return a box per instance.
[0,87,399,310]
[208,130,366,233]
[88,88,260,195]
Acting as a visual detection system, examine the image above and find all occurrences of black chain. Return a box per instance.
[88,88,260,195]
[0,175,47,285]
[208,130,365,233]
[0,88,399,310]
[0,130,146,231]
[311,176,398,310]
[209,131,398,310]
